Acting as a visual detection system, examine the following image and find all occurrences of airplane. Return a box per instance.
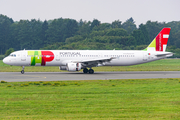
[3,27,173,74]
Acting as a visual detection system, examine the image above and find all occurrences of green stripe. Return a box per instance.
[31,51,36,66]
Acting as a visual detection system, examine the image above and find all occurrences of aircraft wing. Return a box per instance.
[73,57,115,67]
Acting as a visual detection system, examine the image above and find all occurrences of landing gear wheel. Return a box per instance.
[89,69,94,74]
[83,68,89,73]
[21,66,25,74]
[21,70,24,74]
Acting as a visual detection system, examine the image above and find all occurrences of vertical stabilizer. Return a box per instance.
[144,28,171,52]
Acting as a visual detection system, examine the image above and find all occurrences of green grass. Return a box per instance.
[0,55,5,60]
[0,79,180,119]
[1,59,180,72]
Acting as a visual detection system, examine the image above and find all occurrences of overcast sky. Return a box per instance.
[0,0,179,26]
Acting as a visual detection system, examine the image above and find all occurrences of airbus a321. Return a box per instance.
[3,28,173,74]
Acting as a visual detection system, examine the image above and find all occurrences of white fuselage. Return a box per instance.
[3,50,173,67]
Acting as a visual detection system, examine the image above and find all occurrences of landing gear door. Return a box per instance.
[143,52,147,61]
[21,51,26,61]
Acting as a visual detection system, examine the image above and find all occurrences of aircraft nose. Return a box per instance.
[3,57,8,64]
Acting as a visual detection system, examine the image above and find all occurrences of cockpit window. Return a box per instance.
[9,54,16,57]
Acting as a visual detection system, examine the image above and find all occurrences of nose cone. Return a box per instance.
[3,57,9,65]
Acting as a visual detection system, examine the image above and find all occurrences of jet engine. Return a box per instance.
[66,63,82,72]
[60,63,82,72]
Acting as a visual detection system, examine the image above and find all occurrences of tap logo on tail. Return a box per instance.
[145,28,171,52]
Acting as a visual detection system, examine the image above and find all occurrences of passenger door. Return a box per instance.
[21,51,26,61]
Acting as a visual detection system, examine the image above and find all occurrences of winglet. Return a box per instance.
[144,27,171,52]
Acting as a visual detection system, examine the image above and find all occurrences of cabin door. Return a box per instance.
[21,51,26,61]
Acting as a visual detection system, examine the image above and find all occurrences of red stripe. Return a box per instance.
[156,36,159,51]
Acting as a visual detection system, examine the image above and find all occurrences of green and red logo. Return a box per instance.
[28,51,54,66]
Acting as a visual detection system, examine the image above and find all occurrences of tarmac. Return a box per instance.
[0,71,180,82]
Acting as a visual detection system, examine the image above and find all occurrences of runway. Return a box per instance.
[0,71,180,82]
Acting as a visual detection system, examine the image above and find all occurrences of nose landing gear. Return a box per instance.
[21,66,25,74]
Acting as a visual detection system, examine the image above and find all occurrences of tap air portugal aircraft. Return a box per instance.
[3,28,173,74]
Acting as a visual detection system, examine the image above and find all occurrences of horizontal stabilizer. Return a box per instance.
[155,52,173,57]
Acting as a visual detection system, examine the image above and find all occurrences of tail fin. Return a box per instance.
[144,27,171,52]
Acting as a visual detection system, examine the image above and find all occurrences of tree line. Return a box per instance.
[0,14,180,57]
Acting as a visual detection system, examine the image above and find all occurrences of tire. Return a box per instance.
[89,69,94,74]
[21,70,24,74]
[83,68,89,73]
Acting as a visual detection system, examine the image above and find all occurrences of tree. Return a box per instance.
[46,18,64,44]
[93,23,111,31]
[106,28,128,36]
[41,20,48,46]
[16,20,31,49]
[0,15,14,54]
[29,19,43,49]
[174,31,180,48]
[9,22,20,51]
[166,21,180,46]
[132,24,150,45]
[132,29,145,45]
[112,20,122,28]
[46,18,78,44]
[78,19,84,27]
[77,21,91,35]
[139,24,150,44]
[122,17,137,34]
[13,19,43,50]
[91,19,100,30]
[5,48,14,56]
[63,19,78,39]
[0,14,13,24]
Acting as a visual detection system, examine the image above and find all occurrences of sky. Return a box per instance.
[0,0,180,26]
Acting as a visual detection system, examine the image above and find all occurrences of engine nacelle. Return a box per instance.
[59,66,67,70]
[66,63,82,72]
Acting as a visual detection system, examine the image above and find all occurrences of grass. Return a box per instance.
[0,79,180,119]
[0,55,5,60]
[1,59,180,72]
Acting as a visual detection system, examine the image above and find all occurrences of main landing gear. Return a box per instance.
[21,66,25,74]
[83,68,94,74]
